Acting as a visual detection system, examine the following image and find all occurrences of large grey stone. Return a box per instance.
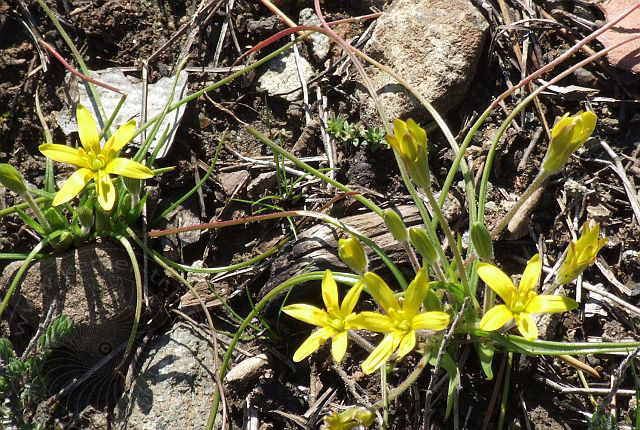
[1,243,138,353]
[357,0,488,124]
[114,323,219,429]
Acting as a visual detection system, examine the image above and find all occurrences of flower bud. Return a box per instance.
[0,163,27,195]
[470,221,494,261]
[386,119,431,188]
[324,407,374,430]
[338,235,368,274]
[542,111,597,174]
[556,221,607,285]
[383,209,407,243]
[408,226,437,262]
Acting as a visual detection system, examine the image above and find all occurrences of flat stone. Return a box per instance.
[225,354,270,391]
[1,243,137,354]
[114,323,219,430]
[357,0,488,124]
[256,51,314,101]
[299,8,330,63]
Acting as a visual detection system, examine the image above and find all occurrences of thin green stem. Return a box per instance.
[498,352,512,430]
[247,126,384,217]
[23,191,51,233]
[0,198,48,218]
[422,186,475,308]
[115,235,142,371]
[0,239,48,319]
[490,171,548,239]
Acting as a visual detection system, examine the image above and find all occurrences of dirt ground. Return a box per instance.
[2,0,640,429]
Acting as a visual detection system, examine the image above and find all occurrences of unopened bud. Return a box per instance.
[0,163,27,194]
[408,226,437,262]
[470,222,494,261]
[338,235,368,274]
[383,209,407,243]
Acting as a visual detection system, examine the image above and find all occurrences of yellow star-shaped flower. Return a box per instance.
[556,222,607,285]
[353,267,450,374]
[283,270,363,363]
[479,254,578,341]
[39,104,154,211]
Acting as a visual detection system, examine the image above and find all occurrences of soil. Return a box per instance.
[2,0,640,429]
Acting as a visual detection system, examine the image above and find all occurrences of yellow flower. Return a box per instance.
[556,222,607,286]
[39,104,154,211]
[479,254,578,341]
[385,118,430,188]
[283,270,363,362]
[542,111,597,174]
[353,267,450,374]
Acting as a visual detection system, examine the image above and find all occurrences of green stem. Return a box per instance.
[35,0,106,123]
[490,171,548,239]
[23,191,51,233]
[115,235,142,370]
[422,186,475,309]
[498,352,512,430]
[246,126,383,217]
[0,198,48,218]
[0,239,48,319]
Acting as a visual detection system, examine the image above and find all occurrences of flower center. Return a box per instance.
[388,308,411,332]
[330,318,345,331]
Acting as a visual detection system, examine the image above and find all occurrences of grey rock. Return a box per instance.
[299,8,330,63]
[256,51,314,101]
[114,323,219,430]
[357,0,488,124]
[225,353,270,390]
[1,243,137,354]
[247,171,277,198]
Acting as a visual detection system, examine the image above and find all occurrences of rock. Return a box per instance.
[115,323,219,429]
[299,8,330,63]
[357,0,488,124]
[219,170,250,196]
[1,243,137,354]
[225,353,270,391]
[256,51,314,101]
[247,171,277,198]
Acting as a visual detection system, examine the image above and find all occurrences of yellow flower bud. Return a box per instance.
[542,111,597,174]
[556,221,607,285]
[324,407,374,430]
[408,226,437,262]
[0,163,27,195]
[338,235,368,274]
[383,209,407,243]
[386,118,430,188]
[470,221,494,261]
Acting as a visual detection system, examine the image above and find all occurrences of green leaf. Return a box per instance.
[475,342,495,380]
[440,351,460,419]
[15,207,45,235]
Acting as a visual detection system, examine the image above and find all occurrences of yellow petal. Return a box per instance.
[479,304,513,332]
[403,266,429,318]
[519,254,542,296]
[292,326,335,362]
[103,119,136,158]
[477,263,515,306]
[394,331,416,360]
[322,269,340,315]
[515,313,538,341]
[363,272,399,312]
[411,311,450,330]
[39,144,90,168]
[340,280,363,317]
[361,333,394,374]
[105,158,154,179]
[96,171,116,211]
[76,104,101,154]
[331,331,348,362]
[526,295,578,314]
[52,168,94,206]
[350,311,393,332]
[282,304,332,327]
